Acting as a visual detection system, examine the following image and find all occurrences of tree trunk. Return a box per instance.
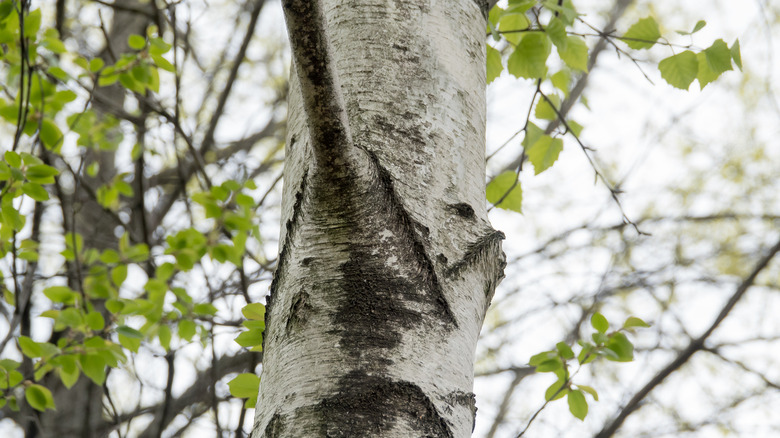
[253,1,503,437]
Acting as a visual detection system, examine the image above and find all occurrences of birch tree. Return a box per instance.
[253,1,505,436]
[0,1,765,437]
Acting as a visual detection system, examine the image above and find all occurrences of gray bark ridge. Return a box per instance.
[256,1,504,437]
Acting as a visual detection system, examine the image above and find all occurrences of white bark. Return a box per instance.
[254,1,503,436]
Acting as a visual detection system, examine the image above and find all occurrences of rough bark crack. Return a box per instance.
[264,170,308,351]
[317,370,454,438]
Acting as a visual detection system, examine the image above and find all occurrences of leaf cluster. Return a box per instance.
[528,313,649,421]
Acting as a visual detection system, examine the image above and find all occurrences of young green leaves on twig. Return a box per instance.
[485,1,741,214]
[528,313,650,421]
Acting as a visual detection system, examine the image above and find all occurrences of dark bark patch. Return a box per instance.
[448,202,475,219]
[301,257,315,266]
[335,248,424,352]
[285,290,312,334]
[262,412,285,438]
[317,370,454,438]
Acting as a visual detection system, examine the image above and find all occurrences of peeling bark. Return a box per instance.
[254,1,504,437]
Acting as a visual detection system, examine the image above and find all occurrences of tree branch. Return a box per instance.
[594,236,780,438]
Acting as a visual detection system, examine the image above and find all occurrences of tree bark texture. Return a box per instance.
[254,1,504,437]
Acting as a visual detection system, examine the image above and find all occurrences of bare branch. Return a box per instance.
[594,236,780,438]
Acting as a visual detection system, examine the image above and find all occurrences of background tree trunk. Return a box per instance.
[253,1,504,437]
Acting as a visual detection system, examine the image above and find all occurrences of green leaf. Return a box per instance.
[567,389,588,420]
[86,311,105,331]
[5,151,21,168]
[131,64,150,84]
[623,316,650,329]
[48,66,69,81]
[567,120,583,137]
[128,34,146,50]
[23,9,42,38]
[111,265,127,287]
[0,1,13,20]
[89,58,105,72]
[730,39,742,71]
[529,350,557,367]
[623,17,661,50]
[591,312,608,333]
[117,325,143,339]
[556,342,574,359]
[658,51,698,90]
[486,45,502,84]
[535,94,560,120]
[678,20,707,36]
[19,336,42,358]
[79,354,106,385]
[21,153,43,166]
[576,384,599,401]
[25,384,55,411]
[697,39,733,89]
[22,182,49,201]
[526,135,563,175]
[25,164,59,183]
[42,36,66,54]
[499,12,530,45]
[486,171,523,213]
[98,73,120,87]
[149,37,172,55]
[541,0,578,25]
[147,65,160,92]
[58,357,80,389]
[522,123,544,150]
[158,324,171,350]
[545,379,568,401]
[507,0,533,9]
[227,373,260,408]
[606,332,634,362]
[507,33,551,79]
[487,4,502,35]
[178,319,196,341]
[242,303,266,321]
[545,17,567,50]
[156,262,175,282]
[235,329,263,348]
[535,358,563,372]
[558,36,589,72]
[43,286,77,305]
[194,303,218,316]
[118,333,141,352]
[551,70,570,95]
[106,299,124,314]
